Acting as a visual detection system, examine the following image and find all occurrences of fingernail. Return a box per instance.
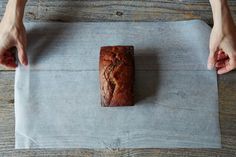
[24,60,28,66]
[22,58,28,66]
[25,57,28,65]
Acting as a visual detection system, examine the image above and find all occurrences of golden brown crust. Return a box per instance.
[99,46,134,107]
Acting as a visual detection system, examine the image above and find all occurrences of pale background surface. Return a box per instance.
[0,0,236,156]
[15,21,220,149]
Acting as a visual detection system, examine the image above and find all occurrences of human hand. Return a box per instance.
[208,0,236,74]
[0,20,28,69]
[207,24,236,74]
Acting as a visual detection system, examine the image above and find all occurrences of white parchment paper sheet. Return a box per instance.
[15,20,221,148]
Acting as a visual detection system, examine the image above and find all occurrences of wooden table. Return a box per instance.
[0,0,236,156]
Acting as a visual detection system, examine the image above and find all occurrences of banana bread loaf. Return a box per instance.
[99,46,134,107]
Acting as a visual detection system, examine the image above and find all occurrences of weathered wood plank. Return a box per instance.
[0,0,236,71]
[37,0,213,23]
[0,0,235,23]
[0,71,236,156]
[0,0,236,156]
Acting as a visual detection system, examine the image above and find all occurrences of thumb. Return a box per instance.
[16,43,28,66]
[207,48,217,70]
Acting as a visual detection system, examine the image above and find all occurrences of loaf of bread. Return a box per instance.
[99,46,134,107]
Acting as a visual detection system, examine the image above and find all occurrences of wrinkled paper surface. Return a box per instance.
[15,20,221,148]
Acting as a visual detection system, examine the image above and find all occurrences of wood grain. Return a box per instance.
[0,0,235,24]
[0,0,236,71]
[0,0,236,156]
[0,71,236,156]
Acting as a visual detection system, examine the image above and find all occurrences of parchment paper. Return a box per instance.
[15,20,221,148]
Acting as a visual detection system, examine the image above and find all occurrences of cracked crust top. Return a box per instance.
[99,46,134,107]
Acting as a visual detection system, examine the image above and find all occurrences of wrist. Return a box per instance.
[210,0,227,6]
[2,0,27,25]
[211,0,233,29]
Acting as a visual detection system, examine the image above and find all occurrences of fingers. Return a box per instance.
[4,57,17,68]
[16,43,28,66]
[0,42,28,68]
[216,53,236,75]
[215,60,227,68]
[215,50,230,69]
[0,51,17,69]
[208,49,233,74]
[217,50,229,61]
[207,48,218,70]
[217,62,234,74]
